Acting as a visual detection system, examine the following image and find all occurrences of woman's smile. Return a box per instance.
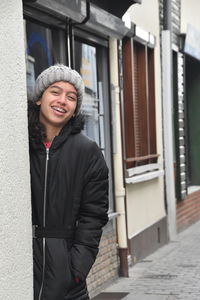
[51,105,67,115]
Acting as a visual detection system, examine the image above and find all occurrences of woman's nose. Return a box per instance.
[58,93,66,104]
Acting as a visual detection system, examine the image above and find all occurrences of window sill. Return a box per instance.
[125,169,164,184]
[188,185,200,194]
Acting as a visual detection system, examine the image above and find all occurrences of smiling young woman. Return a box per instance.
[28,64,109,300]
[36,81,78,141]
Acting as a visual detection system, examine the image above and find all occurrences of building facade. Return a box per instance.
[3,0,200,299]
[122,0,168,263]
[0,0,167,298]
[23,0,129,297]
[176,0,200,231]
[159,0,200,232]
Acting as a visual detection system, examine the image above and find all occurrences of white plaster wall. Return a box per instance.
[124,0,166,238]
[126,178,165,237]
[0,1,33,299]
[181,0,200,33]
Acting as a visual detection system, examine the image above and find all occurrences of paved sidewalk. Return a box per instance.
[94,220,200,300]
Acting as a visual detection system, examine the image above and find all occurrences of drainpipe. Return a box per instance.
[109,38,129,277]
[162,0,177,240]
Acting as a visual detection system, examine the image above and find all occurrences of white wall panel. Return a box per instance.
[0,1,33,299]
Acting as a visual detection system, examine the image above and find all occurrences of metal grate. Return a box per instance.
[92,292,129,300]
[144,274,178,280]
[178,264,196,268]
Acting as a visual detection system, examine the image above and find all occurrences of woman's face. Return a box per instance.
[36,81,78,133]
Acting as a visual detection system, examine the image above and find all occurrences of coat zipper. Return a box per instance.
[38,148,49,300]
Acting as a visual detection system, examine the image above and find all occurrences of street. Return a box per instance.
[93,220,200,300]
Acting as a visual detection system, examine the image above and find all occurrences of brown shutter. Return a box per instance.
[133,42,149,165]
[122,38,159,169]
[123,38,136,168]
[147,48,157,163]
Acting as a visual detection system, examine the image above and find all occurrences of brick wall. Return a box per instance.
[87,221,119,298]
[177,190,200,232]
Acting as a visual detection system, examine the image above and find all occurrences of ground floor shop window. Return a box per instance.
[24,17,114,211]
[185,55,200,186]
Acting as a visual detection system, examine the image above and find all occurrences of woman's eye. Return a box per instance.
[51,91,59,95]
[67,95,77,102]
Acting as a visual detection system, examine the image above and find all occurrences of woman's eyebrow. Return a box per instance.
[50,85,77,95]
[49,85,62,90]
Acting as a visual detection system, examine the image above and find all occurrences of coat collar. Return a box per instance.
[30,114,85,151]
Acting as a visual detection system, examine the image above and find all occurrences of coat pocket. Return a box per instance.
[43,238,77,300]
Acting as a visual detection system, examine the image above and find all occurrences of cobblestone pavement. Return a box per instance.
[101,220,200,300]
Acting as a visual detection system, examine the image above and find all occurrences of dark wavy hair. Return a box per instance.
[28,101,46,144]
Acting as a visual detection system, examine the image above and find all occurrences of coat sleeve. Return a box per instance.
[70,141,109,280]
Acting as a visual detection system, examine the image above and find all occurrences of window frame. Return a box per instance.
[72,29,115,212]
[122,29,160,182]
[24,15,115,213]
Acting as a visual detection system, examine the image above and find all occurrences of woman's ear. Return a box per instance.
[36,99,41,106]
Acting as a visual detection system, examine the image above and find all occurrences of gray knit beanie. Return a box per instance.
[32,64,84,114]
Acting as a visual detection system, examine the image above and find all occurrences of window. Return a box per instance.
[185,55,200,186]
[24,17,114,212]
[74,42,102,147]
[25,19,67,98]
[73,34,114,211]
[122,37,158,171]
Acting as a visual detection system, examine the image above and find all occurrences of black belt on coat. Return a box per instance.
[32,225,75,239]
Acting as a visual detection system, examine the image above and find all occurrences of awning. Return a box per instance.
[90,0,142,18]
[23,0,130,39]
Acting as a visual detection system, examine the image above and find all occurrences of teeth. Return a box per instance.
[52,107,66,113]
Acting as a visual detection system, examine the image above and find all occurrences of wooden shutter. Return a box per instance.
[122,38,158,169]
[123,38,136,169]
[148,48,157,163]
[133,42,149,165]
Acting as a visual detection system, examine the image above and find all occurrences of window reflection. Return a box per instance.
[26,21,53,77]
[26,21,54,99]
[75,41,102,146]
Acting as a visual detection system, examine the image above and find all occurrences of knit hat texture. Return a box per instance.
[32,64,84,114]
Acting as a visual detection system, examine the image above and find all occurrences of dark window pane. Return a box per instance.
[25,20,66,100]
[26,21,54,78]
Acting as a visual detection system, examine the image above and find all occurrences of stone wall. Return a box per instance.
[87,221,119,298]
[177,190,200,232]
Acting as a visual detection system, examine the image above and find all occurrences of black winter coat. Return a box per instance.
[29,117,109,300]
